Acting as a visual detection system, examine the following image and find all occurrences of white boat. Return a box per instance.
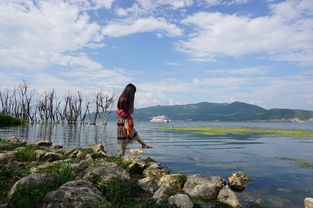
[150,115,171,122]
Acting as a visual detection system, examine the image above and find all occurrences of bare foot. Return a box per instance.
[142,144,152,149]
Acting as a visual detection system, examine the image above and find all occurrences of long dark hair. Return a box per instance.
[117,83,136,113]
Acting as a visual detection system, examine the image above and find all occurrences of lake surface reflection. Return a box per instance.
[1,121,313,208]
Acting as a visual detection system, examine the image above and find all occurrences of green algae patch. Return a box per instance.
[279,157,313,169]
[160,126,313,139]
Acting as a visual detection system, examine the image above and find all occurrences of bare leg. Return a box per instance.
[120,142,127,156]
[134,134,152,148]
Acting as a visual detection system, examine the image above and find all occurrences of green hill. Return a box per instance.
[130,102,313,122]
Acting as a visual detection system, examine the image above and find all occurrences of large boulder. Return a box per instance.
[217,185,242,208]
[168,193,193,208]
[159,174,186,190]
[9,173,55,198]
[228,172,251,192]
[305,198,313,208]
[153,184,177,202]
[138,177,159,194]
[182,175,225,200]
[77,161,130,185]
[143,163,169,181]
[41,180,102,208]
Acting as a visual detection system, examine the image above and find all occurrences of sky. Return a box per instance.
[0,0,313,110]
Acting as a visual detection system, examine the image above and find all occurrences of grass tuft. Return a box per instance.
[15,146,37,162]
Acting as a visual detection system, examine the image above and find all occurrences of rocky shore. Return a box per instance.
[0,136,284,208]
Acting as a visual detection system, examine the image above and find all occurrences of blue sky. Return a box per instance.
[0,0,313,110]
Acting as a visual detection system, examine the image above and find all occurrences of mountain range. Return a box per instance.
[124,102,313,122]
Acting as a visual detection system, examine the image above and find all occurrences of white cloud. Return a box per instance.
[206,67,269,75]
[178,0,313,65]
[166,62,180,66]
[204,0,248,6]
[102,17,182,37]
[0,0,104,70]
[115,0,193,17]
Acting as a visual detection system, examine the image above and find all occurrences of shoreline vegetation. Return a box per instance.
[0,137,255,208]
[159,126,313,139]
[0,114,26,127]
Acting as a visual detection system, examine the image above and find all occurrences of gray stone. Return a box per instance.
[64,148,75,155]
[91,144,106,157]
[76,160,90,174]
[168,193,193,208]
[153,184,177,202]
[217,185,242,208]
[0,152,15,164]
[36,140,52,147]
[183,175,225,200]
[9,173,55,198]
[143,165,169,181]
[41,152,62,162]
[228,172,251,192]
[52,145,63,149]
[138,177,159,194]
[5,137,26,144]
[41,180,102,208]
[35,150,47,160]
[123,156,148,174]
[13,146,26,152]
[77,161,130,185]
[305,198,313,208]
[159,174,186,190]
[76,150,85,159]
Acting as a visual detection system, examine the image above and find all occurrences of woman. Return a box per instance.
[116,83,152,156]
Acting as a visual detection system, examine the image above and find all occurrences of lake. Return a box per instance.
[1,121,313,208]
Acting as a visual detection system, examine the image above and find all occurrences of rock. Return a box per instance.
[41,180,102,208]
[37,140,52,147]
[182,175,225,200]
[5,137,26,144]
[52,145,63,149]
[13,146,26,151]
[143,164,169,181]
[305,198,313,208]
[217,185,242,208]
[35,150,47,160]
[123,157,148,174]
[91,144,106,157]
[138,177,159,194]
[153,184,177,202]
[64,148,75,155]
[129,149,144,155]
[69,150,78,158]
[0,152,15,164]
[228,172,251,192]
[30,162,51,173]
[76,160,90,174]
[76,151,85,159]
[41,152,62,162]
[77,161,130,186]
[168,193,193,208]
[159,174,186,190]
[9,173,55,198]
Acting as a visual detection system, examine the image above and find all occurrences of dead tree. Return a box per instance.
[95,90,116,125]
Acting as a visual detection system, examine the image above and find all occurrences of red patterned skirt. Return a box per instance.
[117,115,138,144]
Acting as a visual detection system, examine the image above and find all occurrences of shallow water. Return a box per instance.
[1,121,313,208]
